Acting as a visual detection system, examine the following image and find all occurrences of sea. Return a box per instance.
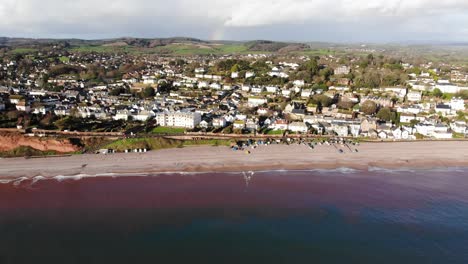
[1,168,468,264]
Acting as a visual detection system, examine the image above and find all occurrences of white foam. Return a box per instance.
[12,177,29,186]
[0,179,14,184]
[31,176,46,185]
[367,166,468,174]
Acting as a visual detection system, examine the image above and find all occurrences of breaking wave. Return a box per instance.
[1,166,467,187]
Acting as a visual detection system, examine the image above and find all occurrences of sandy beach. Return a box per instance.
[0,141,467,180]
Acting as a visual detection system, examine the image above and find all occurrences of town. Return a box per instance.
[0,40,467,156]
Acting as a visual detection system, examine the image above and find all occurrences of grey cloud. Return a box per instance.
[1,0,468,42]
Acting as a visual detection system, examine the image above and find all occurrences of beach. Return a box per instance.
[0,141,467,180]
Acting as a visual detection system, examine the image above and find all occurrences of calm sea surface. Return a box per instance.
[1,168,468,264]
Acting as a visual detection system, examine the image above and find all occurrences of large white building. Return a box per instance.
[435,81,466,94]
[155,112,202,129]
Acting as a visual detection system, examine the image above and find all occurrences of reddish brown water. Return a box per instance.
[1,169,468,263]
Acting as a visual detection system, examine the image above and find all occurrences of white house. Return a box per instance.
[245,72,256,78]
[301,89,313,98]
[334,66,350,75]
[433,131,453,139]
[199,120,210,129]
[257,108,270,116]
[114,110,130,121]
[142,76,157,85]
[195,68,206,74]
[397,105,422,115]
[378,131,388,139]
[233,120,246,130]
[134,110,155,121]
[289,122,308,133]
[331,122,349,137]
[231,72,239,79]
[281,89,292,97]
[415,123,436,137]
[407,91,422,102]
[400,114,425,124]
[293,80,305,87]
[270,119,289,131]
[251,86,263,94]
[155,112,202,129]
[198,81,209,88]
[248,97,268,107]
[265,86,279,93]
[241,85,251,92]
[212,117,227,128]
[210,83,222,90]
[451,121,467,134]
[435,104,453,116]
[16,101,31,113]
[349,123,361,137]
[392,127,403,140]
[450,98,465,111]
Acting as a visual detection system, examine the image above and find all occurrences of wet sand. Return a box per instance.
[0,141,467,180]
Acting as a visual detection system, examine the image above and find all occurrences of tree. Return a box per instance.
[361,101,378,115]
[337,100,356,110]
[410,119,419,127]
[376,107,394,121]
[231,64,240,73]
[109,87,127,96]
[312,95,333,107]
[432,88,443,98]
[142,87,155,98]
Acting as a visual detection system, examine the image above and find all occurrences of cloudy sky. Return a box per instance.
[1,0,468,42]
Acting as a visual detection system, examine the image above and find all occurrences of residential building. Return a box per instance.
[289,122,308,133]
[415,123,436,137]
[233,120,246,130]
[450,98,465,111]
[435,104,453,115]
[212,117,227,128]
[334,66,351,75]
[248,97,268,107]
[407,91,422,102]
[155,112,201,129]
[451,121,467,134]
[245,72,256,78]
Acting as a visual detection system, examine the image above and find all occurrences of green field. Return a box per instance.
[59,56,70,63]
[104,137,183,151]
[68,43,262,55]
[103,137,235,152]
[183,139,233,147]
[152,126,186,134]
[266,129,286,135]
[9,48,38,54]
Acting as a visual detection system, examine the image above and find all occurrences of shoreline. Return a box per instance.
[1,141,467,181]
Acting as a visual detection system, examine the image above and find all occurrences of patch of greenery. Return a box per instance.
[152,126,185,134]
[9,48,38,54]
[59,56,70,63]
[452,132,466,139]
[183,139,233,147]
[104,137,183,151]
[266,129,285,135]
